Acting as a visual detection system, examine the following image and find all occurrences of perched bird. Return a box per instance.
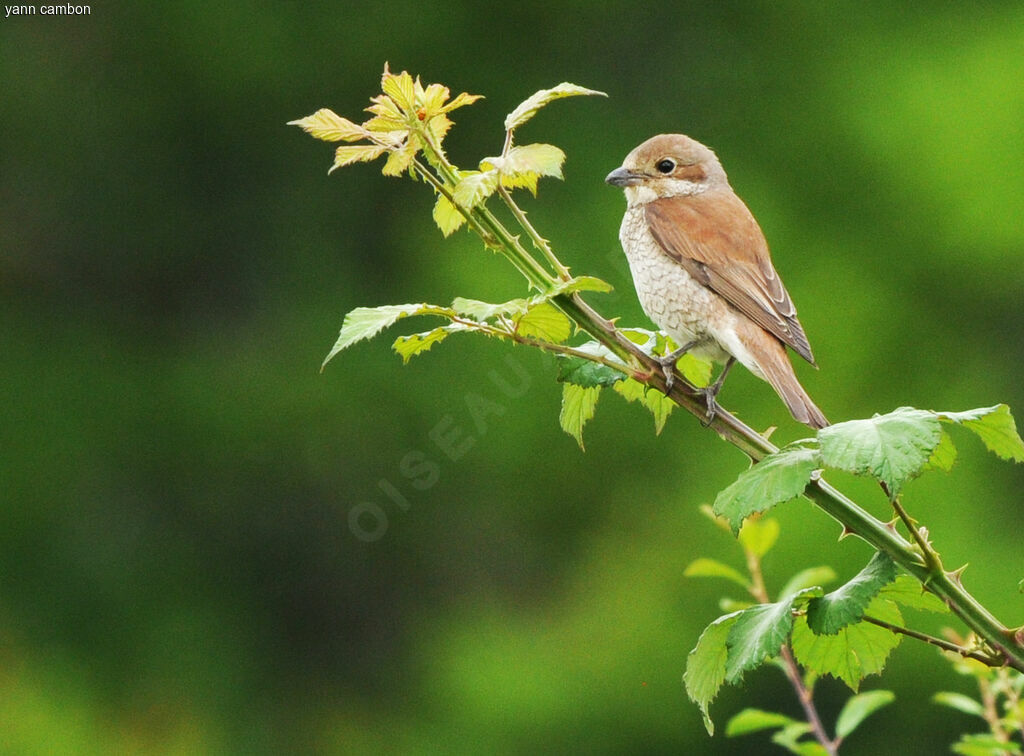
[606,134,828,429]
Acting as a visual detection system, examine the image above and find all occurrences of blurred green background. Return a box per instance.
[3,2,1023,753]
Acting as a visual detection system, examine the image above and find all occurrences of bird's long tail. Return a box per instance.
[743,332,829,429]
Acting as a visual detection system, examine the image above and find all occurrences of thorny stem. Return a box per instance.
[406,122,1024,674]
[744,533,837,755]
[860,615,1003,666]
[497,184,572,281]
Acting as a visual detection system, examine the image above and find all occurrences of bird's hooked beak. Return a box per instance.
[605,166,643,188]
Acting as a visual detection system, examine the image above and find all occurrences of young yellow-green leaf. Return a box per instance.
[684,558,751,589]
[504,143,566,179]
[392,324,472,363]
[725,708,796,737]
[610,378,675,434]
[515,302,572,344]
[939,404,1024,462]
[806,552,898,635]
[438,90,483,114]
[877,575,949,613]
[737,517,780,558]
[835,689,895,741]
[932,692,986,719]
[684,611,743,736]
[380,67,415,112]
[818,408,941,495]
[791,596,903,691]
[725,587,823,683]
[714,445,822,534]
[559,383,600,450]
[288,108,366,142]
[380,136,419,176]
[772,723,826,756]
[330,144,389,173]
[323,303,446,368]
[677,354,714,388]
[504,83,608,132]
[924,429,958,472]
[452,171,499,209]
[498,171,539,195]
[778,567,838,601]
[432,193,466,237]
[451,296,529,322]
[612,376,648,401]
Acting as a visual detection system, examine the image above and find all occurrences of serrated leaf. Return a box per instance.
[452,171,499,208]
[380,67,415,112]
[818,408,941,495]
[451,297,528,321]
[380,136,419,176]
[330,144,389,173]
[725,708,796,737]
[323,303,440,368]
[611,378,675,434]
[619,329,713,387]
[725,588,822,684]
[835,689,895,740]
[791,596,903,691]
[714,445,822,533]
[392,324,472,363]
[515,302,572,344]
[288,108,366,142]
[924,429,958,472]
[684,611,742,736]
[559,383,600,450]
[503,143,566,179]
[547,275,614,296]
[807,552,898,635]
[433,193,467,237]
[504,83,607,132]
[939,404,1024,462]
[878,575,950,613]
[684,558,750,589]
[737,517,780,558]
[778,567,839,600]
[561,358,627,388]
[932,692,986,718]
[438,90,483,114]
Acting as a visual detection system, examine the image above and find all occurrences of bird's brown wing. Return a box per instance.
[645,193,815,365]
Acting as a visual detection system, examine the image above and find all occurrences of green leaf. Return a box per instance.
[778,567,839,600]
[330,143,389,173]
[791,596,903,691]
[835,689,895,740]
[451,297,528,322]
[939,404,1024,462]
[619,329,713,387]
[392,324,471,363]
[818,408,941,495]
[932,692,986,718]
[432,193,467,237]
[547,275,614,296]
[725,588,822,684]
[807,552,898,635]
[924,429,958,472]
[481,143,567,184]
[714,445,822,533]
[559,384,600,450]
[878,575,950,613]
[452,171,499,208]
[737,517,780,558]
[684,612,742,736]
[684,558,750,589]
[515,302,572,344]
[771,723,827,756]
[611,378,676,434]
[951,733,1023,756]
[380,67,416,112]
[725,708,796,737]
[504,83,607,132]
[560,355,627,389]
[288,108,366,142]
[323,303,447,369]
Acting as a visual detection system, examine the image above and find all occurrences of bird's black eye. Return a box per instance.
[655,158,675,174]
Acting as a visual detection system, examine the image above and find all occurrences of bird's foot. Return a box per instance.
[655,340,699,395]
[698,385,722,427]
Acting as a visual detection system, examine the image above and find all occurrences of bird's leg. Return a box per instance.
[656,340,699,393]
[699,357,736,426]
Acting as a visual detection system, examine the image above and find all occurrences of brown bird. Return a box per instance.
[606,134,828,429]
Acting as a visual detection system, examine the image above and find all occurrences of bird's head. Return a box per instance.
[605,134,729,207]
